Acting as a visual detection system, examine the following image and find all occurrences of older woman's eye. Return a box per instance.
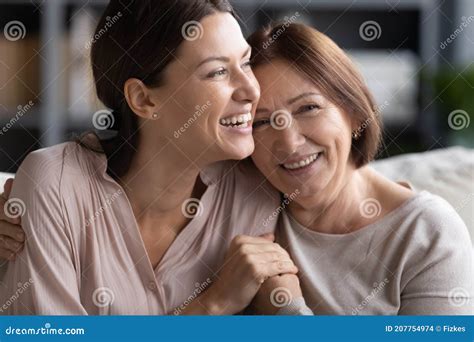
[252,119,270,129]
[298,104,320,113]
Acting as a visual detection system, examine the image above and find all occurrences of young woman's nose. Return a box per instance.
[232,71,260,105]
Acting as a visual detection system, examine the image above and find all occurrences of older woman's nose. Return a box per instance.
[273,124,306,161]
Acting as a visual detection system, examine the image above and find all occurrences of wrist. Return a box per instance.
[275,296,313,316]
[201,287,227,315]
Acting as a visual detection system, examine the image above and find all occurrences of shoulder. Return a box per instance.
[395,191,472,279]
[406,191,470,244]
[372,164,471,247]
[14,142,72,193]
[13,141,107,201]
[395,191,473,303]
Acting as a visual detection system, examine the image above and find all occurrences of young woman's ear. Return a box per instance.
[124,78,159,120]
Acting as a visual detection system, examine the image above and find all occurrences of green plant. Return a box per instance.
[431,67,474,147]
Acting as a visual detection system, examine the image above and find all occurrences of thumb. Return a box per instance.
[3,178,14,198]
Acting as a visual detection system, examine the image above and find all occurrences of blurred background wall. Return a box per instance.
[0,0,472,173]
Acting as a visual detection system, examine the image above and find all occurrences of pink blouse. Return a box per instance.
[0,142,280,315]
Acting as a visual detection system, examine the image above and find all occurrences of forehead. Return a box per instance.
[253,60,320,106]
[176,12,248,64]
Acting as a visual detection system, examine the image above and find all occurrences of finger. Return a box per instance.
[242,243,291,258]
[0,222,24,241]
[256,243,291,259]
[264,260,298,278]
[0,248,14,261]
[0,235,22,253]
[259,233,275,241]
[253,251,294,264]
[0,198,21,225]
[3,178,14,198]
[232,235,275,246]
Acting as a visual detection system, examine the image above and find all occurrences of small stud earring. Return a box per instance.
[152,113,159,119]
[352,130,361,140]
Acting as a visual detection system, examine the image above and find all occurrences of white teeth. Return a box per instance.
[283,153,319,170]
[220,113,252,127]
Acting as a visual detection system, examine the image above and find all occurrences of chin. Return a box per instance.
[278,172,329,195]
[222,141,255,161]
[233,143,255,160]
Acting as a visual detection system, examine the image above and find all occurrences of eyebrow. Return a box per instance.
[196,46,252,69]
[256,92,321,115]
[287,92,320,105]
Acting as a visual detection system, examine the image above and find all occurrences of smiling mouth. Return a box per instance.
[280,153,322,171]
[219,113,252,128]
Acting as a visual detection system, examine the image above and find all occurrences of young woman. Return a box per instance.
[1,9,472,315]
[0,0,298,315]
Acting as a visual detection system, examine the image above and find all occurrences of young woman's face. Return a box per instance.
[151,12,260,165]
[251,59,354,199]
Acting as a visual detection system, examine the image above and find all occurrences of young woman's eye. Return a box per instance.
[242,60,252,69]
[252,119,270,129]
[207,68,227,78]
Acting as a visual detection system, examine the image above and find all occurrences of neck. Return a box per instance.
[120,137,207,232]
[289,166,375,234]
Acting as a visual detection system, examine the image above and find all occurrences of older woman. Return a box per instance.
[247,23,473,315]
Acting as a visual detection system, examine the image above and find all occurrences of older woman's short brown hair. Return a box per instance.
[248,22,382,168]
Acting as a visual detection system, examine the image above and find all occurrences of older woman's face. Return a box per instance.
[251,60,354,199]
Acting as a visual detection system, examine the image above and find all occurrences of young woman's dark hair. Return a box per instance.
[86,0,235,179]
